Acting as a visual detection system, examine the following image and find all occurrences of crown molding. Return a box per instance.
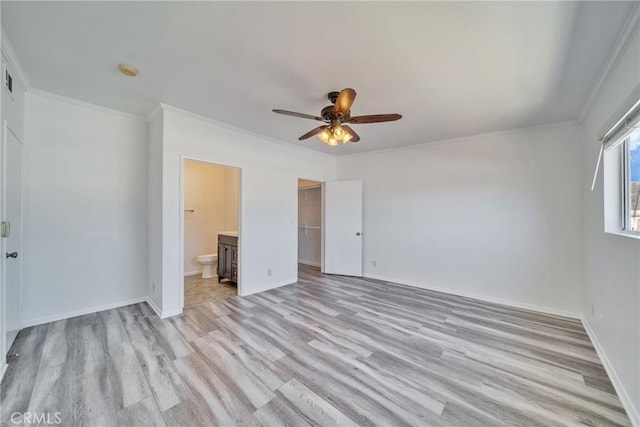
[1,28,31,91]
[29,88,146,121]
[578,2,640,123]
[337,120,579,160]
[146,104,163,121]
[159,103,337,160]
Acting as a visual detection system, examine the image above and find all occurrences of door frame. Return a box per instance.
[179,156,242,309]
[1,120,24,363]
[297,178,326,274]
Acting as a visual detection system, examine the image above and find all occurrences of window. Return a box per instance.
[622,129,640,233]
[599,96,640,237]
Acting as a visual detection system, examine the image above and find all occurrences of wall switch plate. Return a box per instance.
[1,221,10,238]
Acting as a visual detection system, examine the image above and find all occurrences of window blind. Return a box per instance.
[602,98,640,149]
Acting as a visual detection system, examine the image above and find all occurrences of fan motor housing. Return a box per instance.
[321,106,334,119]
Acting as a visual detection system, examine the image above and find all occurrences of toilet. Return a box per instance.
[196,253,217,279]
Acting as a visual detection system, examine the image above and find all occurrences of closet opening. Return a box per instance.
[298,178,323,277]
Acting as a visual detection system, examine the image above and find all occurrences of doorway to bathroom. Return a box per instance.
[182,159,240,309]
[298,178,323,277]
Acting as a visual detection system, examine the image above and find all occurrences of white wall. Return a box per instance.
[183,161,237,275]
[298,186,322,266]
[0,34,27,376]
[23,92,148,325]
[147,110,163,310]
[581,28,640,424]
[224,167,239,231]
[158,106,336,316]
[337,123,584,317]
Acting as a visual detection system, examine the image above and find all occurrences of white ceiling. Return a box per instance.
[2,1,634,155]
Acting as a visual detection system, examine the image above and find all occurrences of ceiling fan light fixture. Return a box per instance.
[273,87,402,146]
[318,129,331,143]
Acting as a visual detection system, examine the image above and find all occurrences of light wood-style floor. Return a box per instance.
[184,274,237,309]
[1,265,631,426]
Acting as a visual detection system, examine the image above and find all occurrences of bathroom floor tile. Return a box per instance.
[184,275,237,309]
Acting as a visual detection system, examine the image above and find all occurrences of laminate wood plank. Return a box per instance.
[1,266,631,426]
[277,378,359,427]
[253,397,313,427]
[117,306,192,412]
[191,334,276,410]
[162,399,211,427]
[173,352,260,426]
[208,329,289,391]
[116,397,166,427]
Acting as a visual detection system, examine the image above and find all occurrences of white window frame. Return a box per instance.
[621,132,639,234]
[598,94,640,239]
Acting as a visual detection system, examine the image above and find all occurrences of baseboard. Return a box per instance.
[145,298,183,320]
[239,278,296,297]
[22,296,149,328]
[184,270,202,277]
[298,260,321,268]
[363,273,581,320]
[146,297,163,318]
[583,318,640,426]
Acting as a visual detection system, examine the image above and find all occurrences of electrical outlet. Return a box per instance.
[152,282,156,292]
[591,304,595,316]
[267,269,272,277]
[372,260,377,267]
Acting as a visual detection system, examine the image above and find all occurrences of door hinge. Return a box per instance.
[0,221,10,238]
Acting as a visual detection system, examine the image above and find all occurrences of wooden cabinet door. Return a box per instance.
[217,243,225,276]
[224,246,233,278]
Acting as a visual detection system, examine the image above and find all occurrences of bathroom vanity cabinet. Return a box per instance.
[217,233,238,283]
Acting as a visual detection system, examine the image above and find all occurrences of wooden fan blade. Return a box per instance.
[273,109,325,121]
[333,88,357,116]
[298,125,328,141]
[349,114,402,124]
[342,125,360,142]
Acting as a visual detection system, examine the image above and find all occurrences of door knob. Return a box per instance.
[355,232,361,236]
[6,252,18,259]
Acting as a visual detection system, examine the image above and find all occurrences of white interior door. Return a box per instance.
[3,127,23,354]
[323,180,363,277]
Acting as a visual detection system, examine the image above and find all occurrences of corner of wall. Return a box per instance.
[582,317,640,426]
[1,29,31,92]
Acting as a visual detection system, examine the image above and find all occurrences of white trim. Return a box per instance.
[298,260,321,268]
[1,30,30,91]
[364,273,582,320]
[146,104,163,121]
[579,2,640,123]
[28,89,146,121]
[161,103,336,160]
[145,297,162,318]
[582,318,640,427]
[184,270,203,277]
[22,296,148,328]
[338,120,579,160]
[146,297,182,320]
[238,278,295,297]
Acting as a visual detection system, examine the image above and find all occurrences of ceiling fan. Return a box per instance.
[272,88,402,146]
